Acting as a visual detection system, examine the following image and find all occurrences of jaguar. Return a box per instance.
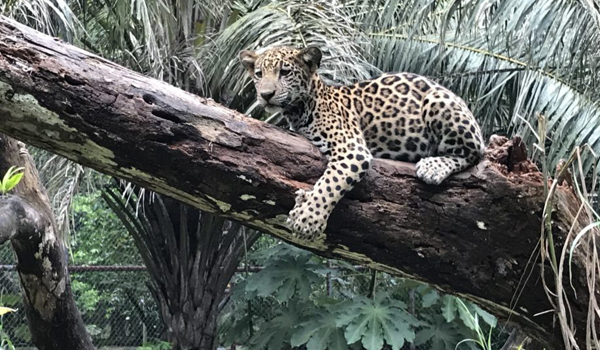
[240,46,485,239]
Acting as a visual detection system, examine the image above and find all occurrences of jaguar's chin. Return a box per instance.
[258,98,282,112]
[264,104,283,114]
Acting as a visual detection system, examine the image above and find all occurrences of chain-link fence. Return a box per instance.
[0,245,163,349]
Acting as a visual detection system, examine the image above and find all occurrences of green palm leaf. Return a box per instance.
[201,0,377,109]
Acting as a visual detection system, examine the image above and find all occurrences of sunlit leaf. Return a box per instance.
[2,172,24,193]
[0,306,17,315]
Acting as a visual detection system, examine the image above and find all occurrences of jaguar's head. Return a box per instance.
[239,46,322,113]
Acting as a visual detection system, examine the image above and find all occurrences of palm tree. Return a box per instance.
[103,187,260,350]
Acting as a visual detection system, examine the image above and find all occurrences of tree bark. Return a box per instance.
[0,135,94,350]
[0,16,597,348]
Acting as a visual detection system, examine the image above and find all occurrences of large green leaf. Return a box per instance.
[439,295,497,329]
[249,300,305,350]
[335,294,421,350]
[421,289,440,308]
[457,300,498,330]
[414,315,464,350]
[441,295,457,323]
[291,308,348,350]
[245,252,323,302]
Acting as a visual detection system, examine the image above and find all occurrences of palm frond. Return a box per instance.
[200,0,378,110]
[353,0,600,95]
[31,148,107,240]
[68,0,233,91]
[1,0,78,36]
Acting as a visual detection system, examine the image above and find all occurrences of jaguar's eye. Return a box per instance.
[255,70,263,78]
[280,69,291,77]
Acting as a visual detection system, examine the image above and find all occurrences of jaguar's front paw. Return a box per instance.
[416,158,449,185]
[286,191,327,240]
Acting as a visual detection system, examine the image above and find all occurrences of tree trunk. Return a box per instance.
[0,135,94,350]
[103,189,260,350]
[0,16,597,348]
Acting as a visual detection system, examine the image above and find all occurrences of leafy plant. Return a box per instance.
[220,241,503,350]
[417,288,500,350]
[249,300,306,350]
[414,314,467,350]
[291,307,348,350]
[0,167,24,195]
[244,248,323,302]
[71,193,141,265]
[421,290,497,329]
[335,295,420,350]
[71,280,100,314]
[455,299,495,350]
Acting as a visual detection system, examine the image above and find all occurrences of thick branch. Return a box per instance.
[0,136,94,350]
[0,16,596,348]
[0,196,45,244]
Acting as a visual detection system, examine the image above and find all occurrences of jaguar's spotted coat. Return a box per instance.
[240,46,485,240]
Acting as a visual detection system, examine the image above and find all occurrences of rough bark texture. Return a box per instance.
[103,188,260,350]
[0,16,597,348]
[0,135,94,350]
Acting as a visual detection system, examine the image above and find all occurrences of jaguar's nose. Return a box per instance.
[260,90,275,101]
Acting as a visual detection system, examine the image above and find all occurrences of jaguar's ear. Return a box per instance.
[297,47,322,74]
[239,50,258,76]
